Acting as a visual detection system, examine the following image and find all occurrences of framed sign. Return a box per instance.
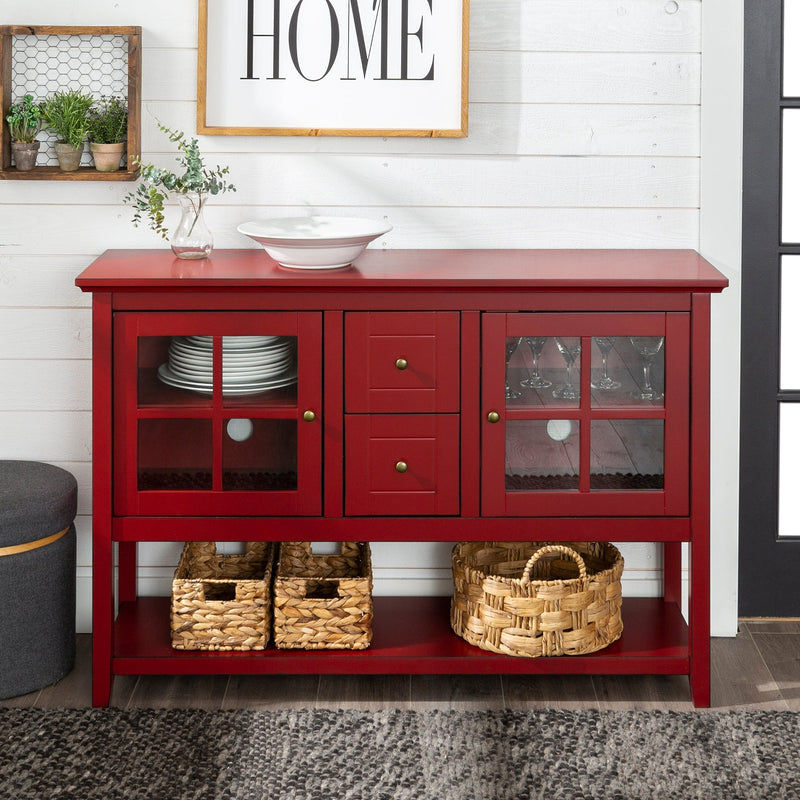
[197,0,469,137]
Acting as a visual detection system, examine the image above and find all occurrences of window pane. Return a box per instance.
[779,404,800,537]
[782,110,800,242]
[781,256,800,389]
[785,0,800,96]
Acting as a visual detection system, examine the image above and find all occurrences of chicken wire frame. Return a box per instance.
[0,25,141,180]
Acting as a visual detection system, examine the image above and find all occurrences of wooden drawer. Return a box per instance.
[345,414,460,516]
[344,312,460,412]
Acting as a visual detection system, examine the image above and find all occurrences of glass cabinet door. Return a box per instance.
[114,311,322,516]
[482,312,690,516]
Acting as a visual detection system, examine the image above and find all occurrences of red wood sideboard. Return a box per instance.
[76,248,728,707]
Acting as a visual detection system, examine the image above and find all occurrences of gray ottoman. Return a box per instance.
[0,461,77,699]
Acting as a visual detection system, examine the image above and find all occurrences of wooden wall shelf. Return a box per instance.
[0,25,141,181]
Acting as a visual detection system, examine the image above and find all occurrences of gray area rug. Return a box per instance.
[0,707,798,800]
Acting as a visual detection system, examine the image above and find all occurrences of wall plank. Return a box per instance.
[472,0,701,52]
[141,101,701,158]
[0,309,91,359]
[143,47,701,105]
[0,154,699,208]
[0,0,700,52]
[0,360,91,410]
[0,256,93,306]
[0,411,92,460]
[2,205,699,253]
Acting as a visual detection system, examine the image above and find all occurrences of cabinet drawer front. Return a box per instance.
[345,414,460,515]
[345,312,460,412]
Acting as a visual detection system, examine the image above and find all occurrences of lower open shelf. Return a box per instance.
[113,595,689,677]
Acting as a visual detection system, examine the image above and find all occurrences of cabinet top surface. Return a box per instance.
[76,248,728,293]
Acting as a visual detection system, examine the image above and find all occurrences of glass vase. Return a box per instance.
[171,194,213,259]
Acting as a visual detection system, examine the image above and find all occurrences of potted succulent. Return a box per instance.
[5,94,44,172]
[124,123,235,259]
[42,88,94,171]
[87,95,127,172]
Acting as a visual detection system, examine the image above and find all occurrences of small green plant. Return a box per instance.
[42,89,94,149]
[5,94,44,143]
[87,96,127,144]
[124,123,236,240]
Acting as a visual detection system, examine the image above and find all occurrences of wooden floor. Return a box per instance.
[3,620,799,711]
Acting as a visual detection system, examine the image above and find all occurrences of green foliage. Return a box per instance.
[124,123,236,240]
[42,89,94,149]
[87,96,128,144]
[5,94,44,143]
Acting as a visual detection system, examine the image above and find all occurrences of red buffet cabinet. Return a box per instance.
[76,248,727,707]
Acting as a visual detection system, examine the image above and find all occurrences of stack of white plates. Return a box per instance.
[157,335,297,395]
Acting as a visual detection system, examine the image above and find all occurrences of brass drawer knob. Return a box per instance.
[395,358,409,370]
[303,410,316,422]
[395,460,409,473]
[487,411,501,423]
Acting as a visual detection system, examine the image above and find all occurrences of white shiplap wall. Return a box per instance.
[0,0,713,634]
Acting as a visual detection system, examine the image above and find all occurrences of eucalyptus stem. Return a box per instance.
[123,123,235,240]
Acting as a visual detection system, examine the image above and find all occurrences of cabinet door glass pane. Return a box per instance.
[591,335,665,409]
[590,420,664,490]
[507,336,580,409]
[506,419,580,491]
[138,419,213,490]
[140,334,298,406]
[139,335,212,407]
[222,335,298,408]
[222,418,298,491]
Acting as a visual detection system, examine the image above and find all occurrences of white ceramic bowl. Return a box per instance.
[237,216,392,269]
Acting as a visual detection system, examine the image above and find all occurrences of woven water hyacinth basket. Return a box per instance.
[450,541,624,657]
[273,541,373,650]
[171,541,275,651]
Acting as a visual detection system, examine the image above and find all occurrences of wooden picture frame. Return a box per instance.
[197,0,469,137]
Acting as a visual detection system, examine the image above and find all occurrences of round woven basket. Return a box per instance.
[450,541,624,657]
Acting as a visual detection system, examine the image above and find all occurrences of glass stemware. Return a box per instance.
[520,336,552,389]
[505,337,522,400]
[591,336,621,391]
[553,337,581,400]
[629,336,664,401]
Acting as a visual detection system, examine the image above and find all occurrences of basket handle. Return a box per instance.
[520,545,587,585]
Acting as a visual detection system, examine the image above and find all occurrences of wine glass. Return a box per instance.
[505,337,522,400]
[520,336,552,389]
[591,337,621,391]
[553,337,581,400]
[629,336,664,401]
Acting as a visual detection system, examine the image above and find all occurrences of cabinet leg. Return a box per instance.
[92,534,114,708]
[688,535,711,708]
[663,542,681,605]
[118,541,138,603]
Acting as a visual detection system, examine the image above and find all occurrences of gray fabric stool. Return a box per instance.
[0,460,77,699]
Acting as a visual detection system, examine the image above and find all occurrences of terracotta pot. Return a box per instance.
[90,141,125,173]
[11,140,40,172]
[54,142,84,172]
